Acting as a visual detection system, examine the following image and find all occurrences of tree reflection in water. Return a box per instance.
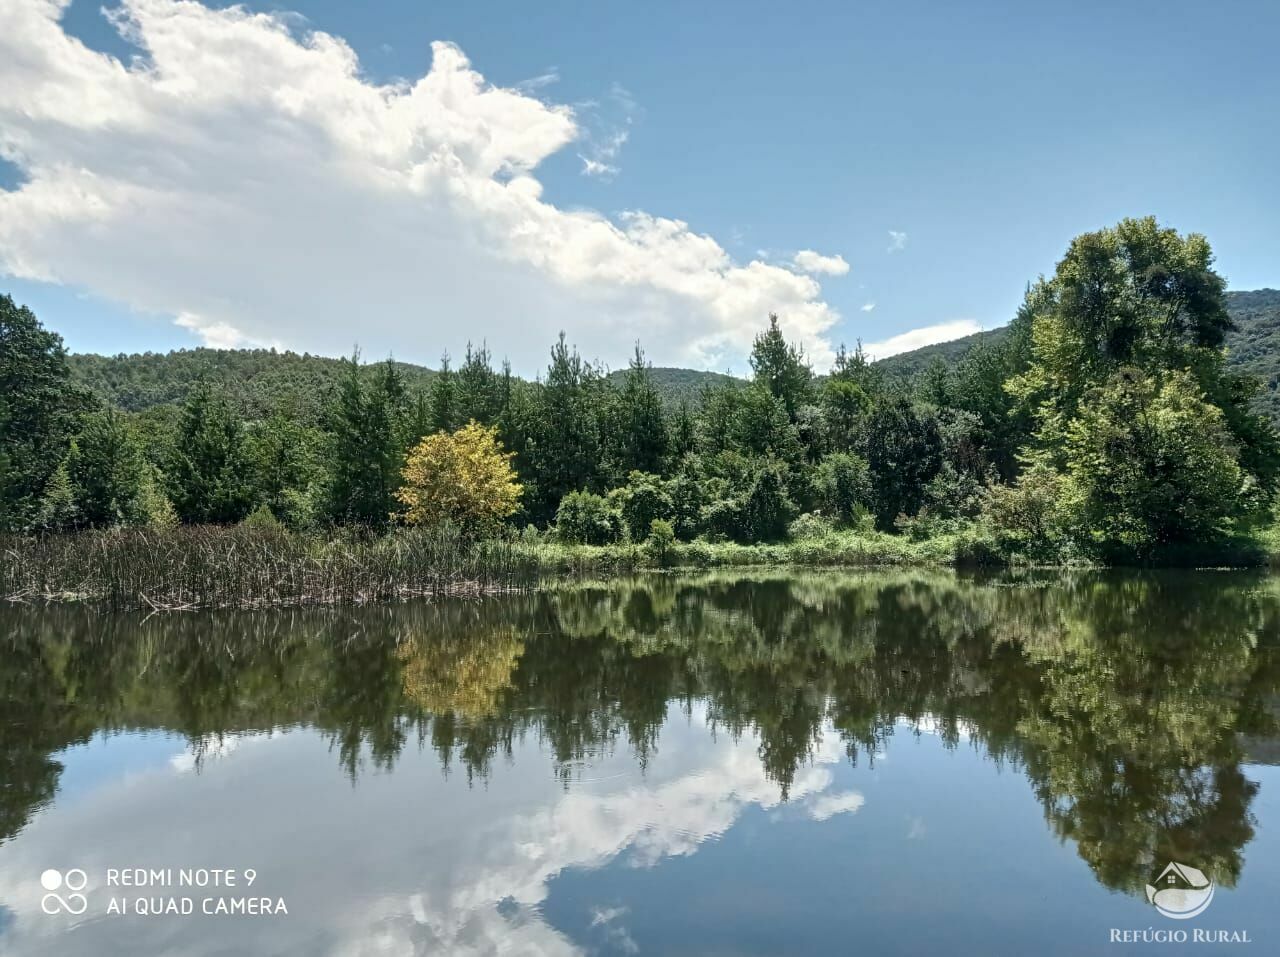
[2,569,1278,898]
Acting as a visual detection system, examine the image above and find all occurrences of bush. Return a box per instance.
[643,518,676,565]
[554,491,623,545]
[617,471,674,541]
[812,452,872,525]
[788,512,834,540]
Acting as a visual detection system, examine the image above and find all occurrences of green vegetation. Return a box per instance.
[4,218,1280,592]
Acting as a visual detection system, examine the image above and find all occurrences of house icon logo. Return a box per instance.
[1145,862,1214,919]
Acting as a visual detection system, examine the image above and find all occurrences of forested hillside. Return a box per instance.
[68,349,744,417]
[876,290,1280,420]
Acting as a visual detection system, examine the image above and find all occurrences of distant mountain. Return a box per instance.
[873,289,1280,421]
[64,289,1280,423]
[605,366,744,405]
[69,348,436,424]
[67,349,742,421]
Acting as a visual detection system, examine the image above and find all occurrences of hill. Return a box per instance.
[68,349,743,420]
[68,348,437,424]
[605,366,744,405]
[873,289,1280,420]
[63,289,1280,421]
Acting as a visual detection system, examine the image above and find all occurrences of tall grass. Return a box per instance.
[1,524,539,611]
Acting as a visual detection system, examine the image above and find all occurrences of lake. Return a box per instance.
[2,569,1279,955]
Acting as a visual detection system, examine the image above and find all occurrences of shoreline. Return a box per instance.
[3,524,1276,612]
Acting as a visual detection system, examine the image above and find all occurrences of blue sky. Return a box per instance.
[1,0,1277,373]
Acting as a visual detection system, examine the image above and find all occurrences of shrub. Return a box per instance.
[554,491,623,545]
[643,518,676,565]
[788,512,834,540]
[617,471,674,541]
[812,452,871,525]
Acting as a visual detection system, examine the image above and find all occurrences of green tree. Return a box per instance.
[169,379,253,524]
[526,334,607,523]
[611,345,669,476]
[813,452,872,525]
[324,353,407,527]
[616,471,675,541]
[248,402,319,526]
[750,313,812,419]
[429,353,457,434]
[861,396,944,529]
[1066,369,1245,551]
[67,407,147,527]
[0,296,86,530]
[456,343,502,426]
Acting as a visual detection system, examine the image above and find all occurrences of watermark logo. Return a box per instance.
[40,868,88,915]
[1145,861,1214,920]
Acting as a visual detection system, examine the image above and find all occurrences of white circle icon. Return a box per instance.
[40,869,88,915]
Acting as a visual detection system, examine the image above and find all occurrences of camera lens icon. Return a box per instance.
[40,869,88,915]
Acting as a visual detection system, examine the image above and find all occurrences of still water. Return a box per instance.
[2,569,1279,955]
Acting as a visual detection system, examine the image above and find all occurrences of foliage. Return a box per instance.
[168,378,253,524]
[616,471,674,541]
[750,313,812,418]
[643,518,676,565]
[398,422,522,533]
[1065,369,1246,552]
[324,353,406,527]
[812,452,872,526]
[554,491,623,545]
[66,407,148,527]
[0,295,86,530]
[860,396,943,529]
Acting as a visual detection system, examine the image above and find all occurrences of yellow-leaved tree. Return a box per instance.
[397,421,522,532]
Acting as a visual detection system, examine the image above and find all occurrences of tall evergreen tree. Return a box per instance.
[429,353,457,434]
[169,379,253,524]
[611,345,669,476]
[0,296,86,530]
[456,342,501,425]
[68,407,147,527]
[324,353,405,527]
[749,314,812,419]
[526,334,606,523]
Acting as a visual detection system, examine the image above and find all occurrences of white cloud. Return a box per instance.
[860,302,875,312]
[792,249,850,276]
[862,319,980,359]
[805,790,866,822]
[0,0,841,371]
[887,230,908,253]
[515,69,560,93]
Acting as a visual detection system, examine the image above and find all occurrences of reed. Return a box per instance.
[0,524,540,611]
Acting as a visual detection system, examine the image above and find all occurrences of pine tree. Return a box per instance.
[169,378,253,524]
[611,345,669,476]
[68,407,147,526]
[749,314,812,419]
[429,353,457,434]
[0,296,86,530]
[457,342,501,425]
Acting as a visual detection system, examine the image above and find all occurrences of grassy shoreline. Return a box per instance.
[3,523,1277,611]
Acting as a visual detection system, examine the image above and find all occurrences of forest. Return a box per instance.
[3,217,1280,583]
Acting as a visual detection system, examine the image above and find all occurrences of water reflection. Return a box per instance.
[1,569,1279,953]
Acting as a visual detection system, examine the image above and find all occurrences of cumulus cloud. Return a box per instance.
[887,230,908,253]
[0,0,841,370]
[861,319,980,359]
[860,302,875,312]
[791,249,850,276]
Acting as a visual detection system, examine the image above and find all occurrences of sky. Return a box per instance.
[1,0,1277,376]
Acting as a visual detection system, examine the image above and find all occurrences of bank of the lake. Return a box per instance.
[4,522,1279,610]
